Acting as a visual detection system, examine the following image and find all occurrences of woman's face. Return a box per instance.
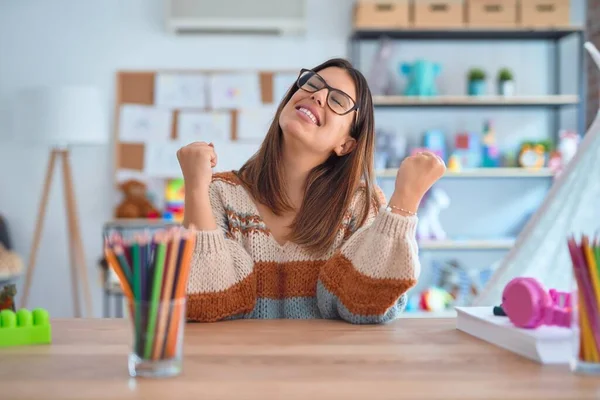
[279,67,358,158]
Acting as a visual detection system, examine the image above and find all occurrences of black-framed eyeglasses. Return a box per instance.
[295,69,359,116]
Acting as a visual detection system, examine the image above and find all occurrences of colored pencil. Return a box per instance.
[103,225,196,361]
[153,228,180,360]
[143,235,167,360]
[568,235,600,364]
[164,229,196,358]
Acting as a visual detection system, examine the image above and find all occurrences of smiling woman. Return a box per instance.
[176,58,446,324]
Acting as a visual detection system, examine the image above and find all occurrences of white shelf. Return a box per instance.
[372,94,579,107]
[399,310,457,318]
[419,239,515,250]
[377,168,554,179]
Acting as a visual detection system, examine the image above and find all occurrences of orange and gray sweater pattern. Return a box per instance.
[186,171,421,324]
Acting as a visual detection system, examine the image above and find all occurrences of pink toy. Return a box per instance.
[501,277,572,329]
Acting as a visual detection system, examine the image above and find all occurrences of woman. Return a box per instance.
[177,58,445,324]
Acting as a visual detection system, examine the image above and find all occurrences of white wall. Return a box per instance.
[0,0,586,317]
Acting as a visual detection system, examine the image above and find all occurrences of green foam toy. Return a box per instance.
[0,308,51,347]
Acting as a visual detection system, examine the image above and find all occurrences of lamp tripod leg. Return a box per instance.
[20,150,59,309]
[61,150,93,318]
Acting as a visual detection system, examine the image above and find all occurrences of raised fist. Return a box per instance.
[176,142,217,191]
[392,151,446,212]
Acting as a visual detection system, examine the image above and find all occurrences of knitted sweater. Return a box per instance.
[186,171,421,324]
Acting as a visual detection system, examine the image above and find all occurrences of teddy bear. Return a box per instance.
[114,179,160,219]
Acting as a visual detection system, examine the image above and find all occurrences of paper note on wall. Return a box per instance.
[211,140,261,172]
[154,73,207,109]
[237,105,277,140]
[144,140,184,178]
[119,105,173,142]
[209,73,262,109]
[177,111,231,143]
[273,73,298,103]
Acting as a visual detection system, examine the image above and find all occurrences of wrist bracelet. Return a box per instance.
[386,204,417,216]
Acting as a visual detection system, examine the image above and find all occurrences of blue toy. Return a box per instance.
[423,130,447,161]
[400,60,441,97]
[481,120,501,167]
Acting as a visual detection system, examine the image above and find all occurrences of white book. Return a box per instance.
[455,306,574,364]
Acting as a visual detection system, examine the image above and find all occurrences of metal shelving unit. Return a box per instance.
[350,27,587,318]
[349,26,587,138]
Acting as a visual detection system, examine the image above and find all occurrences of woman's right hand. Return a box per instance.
[176,142,217,191]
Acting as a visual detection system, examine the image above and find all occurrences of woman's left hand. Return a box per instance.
[389,151,446,214]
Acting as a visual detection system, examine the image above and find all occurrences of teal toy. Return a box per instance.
[401,60,441,96]
[0,308,51,347]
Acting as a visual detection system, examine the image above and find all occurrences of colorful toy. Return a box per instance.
[417,188,450,240]
[400,60,441,97]
[419,287,454,311]
[447,153,461,172]
[551,130,581,177]
[501,277,571,329]
[548,151,562,175]
[454,132,481,168]
[387,133,408,168]
[0,284,16,311]
[558,130,580,165]
[164,179,185,223]
[423,130,447,161]
[0,308,52,347]
[518,142,546,169]
[481,120,500,167]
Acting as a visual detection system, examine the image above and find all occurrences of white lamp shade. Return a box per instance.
[13,86,107,146]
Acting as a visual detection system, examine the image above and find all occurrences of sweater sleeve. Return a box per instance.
[185,180,256,322]
[316,186,420,324]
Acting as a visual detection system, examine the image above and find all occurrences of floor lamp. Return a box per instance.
[13,86,107,317]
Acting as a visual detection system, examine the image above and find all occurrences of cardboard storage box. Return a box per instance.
[413,0,465,28]
[519,0,570,27]
[467,0,517,27]
[354,1,410,29]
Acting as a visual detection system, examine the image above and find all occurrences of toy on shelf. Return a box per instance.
[374,129,390,170]
[419,287,454,312]
[517,141,548,169]
[164,178,185,223]
[368,37,396,96]
[550,130,581,177]
[501,277,571,329]
[422,130,447,161]
[417,187,450,241]
[0,308,52,347]
[558,130,580,165]
[481,120,500,168]
[447,153,462,172]
[115,179,161,219]
[454,132,481,168]
[0,284,16,311]
[433,259,492,306]
[400,60,441,97]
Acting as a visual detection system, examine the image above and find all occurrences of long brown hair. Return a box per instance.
[237,58,379,255]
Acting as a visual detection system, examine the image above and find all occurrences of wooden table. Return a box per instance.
[0,318,598,399]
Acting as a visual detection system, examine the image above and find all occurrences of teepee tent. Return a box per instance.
[473,42,600,306]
